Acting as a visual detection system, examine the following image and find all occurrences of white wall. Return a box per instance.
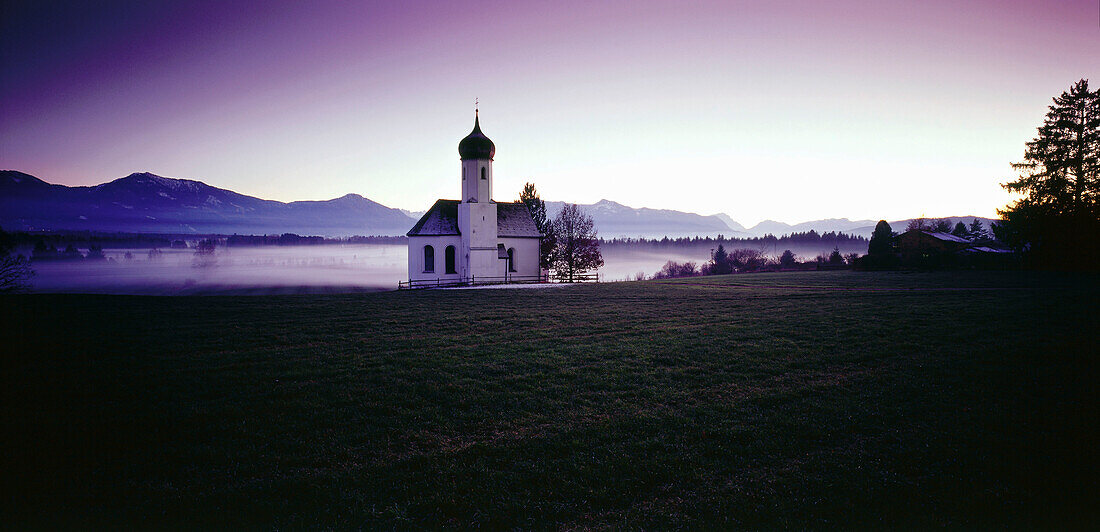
[408,235,462,283]
[458,201,498,279]
[498,237,541,280]
[461,159,492,203]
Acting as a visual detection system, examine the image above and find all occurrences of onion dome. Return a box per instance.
[458,113,495,160]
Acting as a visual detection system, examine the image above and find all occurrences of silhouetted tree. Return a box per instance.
[519,182,556,271]
[550,204,603,282]
[829,246,845,265]
[780,249,797,268]
[906,218,929,231]
[998,79,1100,265]
[952,222,969,238]
[85,245,106,260]
[32,240,57,261]
[192,238,217,268]
[931,219,953,233]
[859,220,900,270]
[0,226,34,292]
[708,244,732,275]
[653,260,697,279]
[61,244,82,260]
[868,220,894,255]
[728,248,767,271]
[968,218,987,241]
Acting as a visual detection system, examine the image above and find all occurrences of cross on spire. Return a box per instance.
[475,97,479,116]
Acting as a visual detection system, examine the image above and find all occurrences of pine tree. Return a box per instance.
[710,244,732,274]
[519,183,556,271]
[968,218,987,241]
[998,79,1100,265]
[828,246,844,265]
[779,249,797,268]
[868,220,895,255]
[1004,79,1100,219]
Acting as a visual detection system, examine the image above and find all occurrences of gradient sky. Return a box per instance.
[2,1,1097,225]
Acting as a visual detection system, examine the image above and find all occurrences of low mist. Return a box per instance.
[29,245,408,295]
[25,240,868,294]
[600,242,866,281]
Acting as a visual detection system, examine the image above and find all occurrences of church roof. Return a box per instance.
[496,202,542,237]
[458,114,495,160]
[407,200,541,238]
[407,199,459,236]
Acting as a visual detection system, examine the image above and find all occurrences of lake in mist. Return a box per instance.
[26,242,862,294]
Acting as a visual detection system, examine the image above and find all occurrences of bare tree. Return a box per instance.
[0,226,34,292]
[906,217,929,231]
[192,238,217,268]
[551,204,603,282]
[652,261,697,279]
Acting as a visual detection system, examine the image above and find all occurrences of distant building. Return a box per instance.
[897,230,972,256]
[405,113,542,286]
[897,229,1013,266]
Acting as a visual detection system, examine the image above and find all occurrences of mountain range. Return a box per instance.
[1,171,995,238]
[545,200,995,239]
[1,171,414,236]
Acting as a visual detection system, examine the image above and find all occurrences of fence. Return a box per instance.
[550,272,599,283]
[398,273,546,290]
[398,271,599,290]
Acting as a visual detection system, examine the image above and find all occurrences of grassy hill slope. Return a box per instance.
[2,271,1097,528]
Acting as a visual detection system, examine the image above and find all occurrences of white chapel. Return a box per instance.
[406,112,542,286]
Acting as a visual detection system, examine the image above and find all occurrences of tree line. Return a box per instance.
[600,231,867,254]
[649,243,857,280]
[996,78,1099,268]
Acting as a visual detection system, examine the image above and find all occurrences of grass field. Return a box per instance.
[2,271,1097,528]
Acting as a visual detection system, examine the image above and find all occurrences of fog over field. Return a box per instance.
[26,240,869,294]
[30,245,408,295]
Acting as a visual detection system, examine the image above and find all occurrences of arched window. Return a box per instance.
[507,247,516,272]
[423,245,434,273]
[445,245,456,274]
[462,167,466,180]
[481,167,486,180]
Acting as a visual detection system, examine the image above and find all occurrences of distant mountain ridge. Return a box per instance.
[1,170,997,238]
[1,171,415,236]
[545,199,739,239]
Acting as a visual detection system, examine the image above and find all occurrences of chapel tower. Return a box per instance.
[456,110,499,277]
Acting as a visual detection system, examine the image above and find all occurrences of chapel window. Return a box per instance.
[445,245,456,274]
[423,245,435,273]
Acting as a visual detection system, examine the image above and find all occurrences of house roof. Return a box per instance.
[926,231,970,243]
[961,246,1013,254]
[905,230,971,243]
[407,200,541,238]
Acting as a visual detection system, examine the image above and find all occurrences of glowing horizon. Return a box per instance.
[2,1,1097,226]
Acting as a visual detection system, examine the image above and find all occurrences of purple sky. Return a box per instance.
[2,0,1098,224]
